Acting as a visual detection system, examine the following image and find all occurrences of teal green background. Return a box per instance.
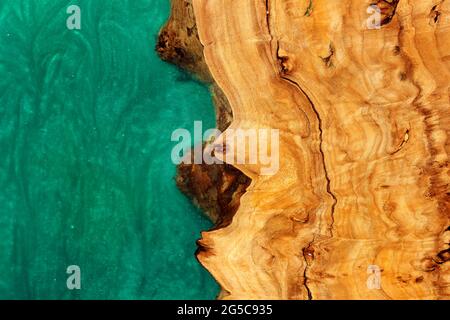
[0,0,219,299]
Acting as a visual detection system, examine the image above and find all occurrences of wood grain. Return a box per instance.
[191,0,450,299]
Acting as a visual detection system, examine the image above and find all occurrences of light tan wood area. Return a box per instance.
[192,0,450,299]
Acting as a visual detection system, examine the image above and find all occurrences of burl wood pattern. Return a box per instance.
[192,0,450,299]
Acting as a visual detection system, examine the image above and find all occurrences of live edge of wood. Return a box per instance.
[160,0,450,300]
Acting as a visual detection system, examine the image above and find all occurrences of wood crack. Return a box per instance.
[271,37,338,299]
[275,41,338,238]
[265,0,327,299]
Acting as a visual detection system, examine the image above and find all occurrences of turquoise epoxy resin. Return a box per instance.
[0,0,218,299]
